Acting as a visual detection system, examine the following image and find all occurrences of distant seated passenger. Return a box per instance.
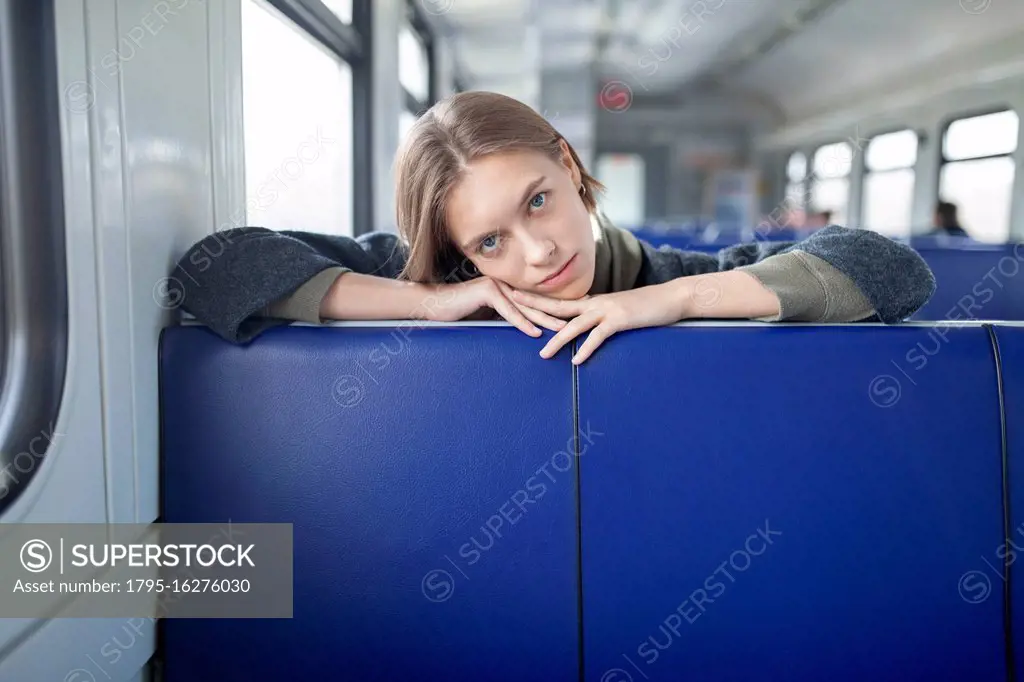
[931,201,969,237]
[170,91,937,359]
[804,210,833,229]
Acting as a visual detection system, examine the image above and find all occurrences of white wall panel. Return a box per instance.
[113,0,214,524]
[0,0,222,678]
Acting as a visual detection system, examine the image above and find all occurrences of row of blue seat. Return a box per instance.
[629,229,1024,321]
[630,223,983,244]
[630,226,805,247]
[160,321,1022,681]
[913,244,1024,320]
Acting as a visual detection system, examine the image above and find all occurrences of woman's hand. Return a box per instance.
[509,283,689,364]
[509,271,780,364]
[418,276,568,337]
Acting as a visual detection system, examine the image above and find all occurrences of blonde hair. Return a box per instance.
[394,91,603,284]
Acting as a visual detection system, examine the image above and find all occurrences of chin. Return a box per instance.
[551,275,592,300]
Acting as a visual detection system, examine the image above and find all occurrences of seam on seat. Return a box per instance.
[572,340,585,682]
[986,324,1014,682]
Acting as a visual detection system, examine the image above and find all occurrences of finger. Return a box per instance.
[540,311,602,359]
[517,303,569,333]
[497,283,567,332]
[487,289,542,337]
[571,323,616,365]
[511,289,585,318]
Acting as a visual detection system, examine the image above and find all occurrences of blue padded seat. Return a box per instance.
[578,324,1005,681]
[628,229,714,251]
[912,244,1024,321]
[161,322,1013,681]
[160,325,580,682]
[629,228,806,252]
[994,325,1024,674]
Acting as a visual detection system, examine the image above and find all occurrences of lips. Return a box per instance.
[539,254,576,286]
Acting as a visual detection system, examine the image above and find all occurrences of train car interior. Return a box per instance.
[1,0,1024,680]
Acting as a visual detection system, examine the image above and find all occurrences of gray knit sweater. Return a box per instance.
[169,221,936,344]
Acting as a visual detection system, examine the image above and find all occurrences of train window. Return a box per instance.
[401,0,435,126]
[0,0,68,513]
[943,110,1019,161]
[940,158,1015,242]
[785,152,807,209]
[810,142,853,225]
[813,142,853,178]
[787,152,807,180]
[321,0,351,23]
[940,110,1019,241]
[400,23,430,107]
[862,129,918,236]
[866,129,918,170]
[400,110,418,142]
[241,0,354,236]
[595,153,646,227]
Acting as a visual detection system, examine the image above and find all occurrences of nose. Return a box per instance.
[520,231,556,267]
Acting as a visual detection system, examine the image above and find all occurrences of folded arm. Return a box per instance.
[170,227,407,343]
[638,225,936,323]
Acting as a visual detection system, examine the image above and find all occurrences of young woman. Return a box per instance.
[171,91,936,364]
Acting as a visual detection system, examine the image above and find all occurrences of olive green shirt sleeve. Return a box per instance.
[739,250,877,322]
[261,266,349,323]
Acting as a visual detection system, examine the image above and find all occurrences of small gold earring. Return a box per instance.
[580,185,586,196]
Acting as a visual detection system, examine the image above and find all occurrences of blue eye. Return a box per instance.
[529,192,547,210]
[478,233,501,254]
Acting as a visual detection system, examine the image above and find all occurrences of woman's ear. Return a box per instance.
[557,138,582,187]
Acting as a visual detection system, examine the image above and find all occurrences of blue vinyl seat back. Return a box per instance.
[630,228,714,251]
[908,235,979,248]
[913,244,1024,321]
[160,322,1017,681]
[160,325,580,682]
[630,227,799,253]
[577,325,1005,681]
[995,325,1024,673]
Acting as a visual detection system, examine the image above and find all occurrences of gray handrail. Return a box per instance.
[0,0,68,515]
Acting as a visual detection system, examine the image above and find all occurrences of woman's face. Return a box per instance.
[445,140,596,299]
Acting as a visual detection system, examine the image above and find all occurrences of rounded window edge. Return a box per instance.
[786,151,807,183]
[0,0,69,515]
[865,128,919,172]
[941,107,1019,162]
